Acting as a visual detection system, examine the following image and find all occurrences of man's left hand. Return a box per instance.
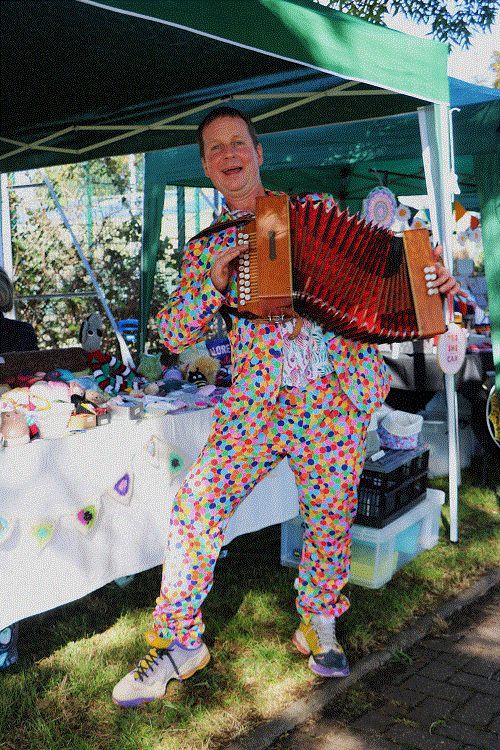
[430,245,467,298]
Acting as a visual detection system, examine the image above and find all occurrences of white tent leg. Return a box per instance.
[418,104,460,543]
[39,169,136,369]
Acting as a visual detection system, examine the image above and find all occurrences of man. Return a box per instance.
[112,107,462,707]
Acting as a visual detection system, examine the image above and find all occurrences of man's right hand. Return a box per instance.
[211,245,247,293]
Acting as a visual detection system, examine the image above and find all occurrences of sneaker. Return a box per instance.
[293,614,349,678]
[0,622,19,670]
[112,631,210,707]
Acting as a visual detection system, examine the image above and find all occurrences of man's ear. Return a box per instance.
[201,157,210,179]
[256,143,263,166]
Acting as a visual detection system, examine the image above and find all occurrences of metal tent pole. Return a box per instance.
[40,169,135,368]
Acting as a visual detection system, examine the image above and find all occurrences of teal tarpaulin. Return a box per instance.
[475,152,500,394]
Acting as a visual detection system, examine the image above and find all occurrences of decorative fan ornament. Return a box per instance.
[468,227,482,244]
[362,186,397,228]
[395,203,411,223]
[106,469,134,505]
[410,210,430,230]
[165,447,191,482]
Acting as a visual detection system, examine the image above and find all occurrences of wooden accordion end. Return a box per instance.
[236,194,446,343]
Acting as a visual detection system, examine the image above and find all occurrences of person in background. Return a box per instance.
[112,106,464,707]
[0,267,38,670]
[0,267,38,354]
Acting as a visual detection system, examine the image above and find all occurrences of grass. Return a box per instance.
[1,463,499,750]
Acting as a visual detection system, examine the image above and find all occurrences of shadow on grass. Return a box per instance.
[12,468,500,671]
[13,523,295,668]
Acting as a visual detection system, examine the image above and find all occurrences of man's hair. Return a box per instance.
[196,106,260,158]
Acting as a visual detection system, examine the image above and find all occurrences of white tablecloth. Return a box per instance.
[0,408,300,629]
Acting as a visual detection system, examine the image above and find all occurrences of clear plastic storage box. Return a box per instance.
[281,488,445,589]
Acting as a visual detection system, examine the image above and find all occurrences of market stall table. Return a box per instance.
[383,343,493,393]
[0,407,300,630]
[382,340,493,414]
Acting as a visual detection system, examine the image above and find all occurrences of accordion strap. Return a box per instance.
[190,214,254,242]
[190,194,308,243]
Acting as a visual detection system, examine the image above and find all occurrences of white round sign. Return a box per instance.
[436,322,467,375]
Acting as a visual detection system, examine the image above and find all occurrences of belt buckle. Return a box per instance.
[267,313,287,323]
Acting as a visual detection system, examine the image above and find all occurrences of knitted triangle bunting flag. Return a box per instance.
[106,469,134,505]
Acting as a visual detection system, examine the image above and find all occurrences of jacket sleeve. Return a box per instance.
[324,331,390,413]
[156,234,227,353]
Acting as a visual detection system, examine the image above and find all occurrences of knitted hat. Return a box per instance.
[0,268,14,313]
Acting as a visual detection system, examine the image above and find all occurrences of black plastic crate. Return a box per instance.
[360,444,429,495]
[356,470,428,528]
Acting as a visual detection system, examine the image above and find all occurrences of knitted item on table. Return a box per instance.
[85,349,148,394]
[79,312,149,394]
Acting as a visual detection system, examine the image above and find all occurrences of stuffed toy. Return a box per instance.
[79,312,149,394]
[186,355,220,387]
[0,410,30,446]
[178,346,220,388]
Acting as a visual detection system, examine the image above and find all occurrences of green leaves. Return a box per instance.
[323,1,499,49]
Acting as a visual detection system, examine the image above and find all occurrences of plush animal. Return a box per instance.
[79,312,149,394]
[178,346,220,387]
[186,355,220,387]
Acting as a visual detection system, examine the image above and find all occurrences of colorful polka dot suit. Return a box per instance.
[156,193,390,647]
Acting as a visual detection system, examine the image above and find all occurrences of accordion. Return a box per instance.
[234,194,446,343]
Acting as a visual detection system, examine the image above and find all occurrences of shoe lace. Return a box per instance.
[312,616,337,651]
[134,645,183,682]
[134,647,166,681]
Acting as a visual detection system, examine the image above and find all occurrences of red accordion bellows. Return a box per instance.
[290,195,412,341]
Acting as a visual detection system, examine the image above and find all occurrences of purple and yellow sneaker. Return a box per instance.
[112,631,210,707]
[293,614,349,677]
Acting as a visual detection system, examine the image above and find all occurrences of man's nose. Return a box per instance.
[221,143,236,158]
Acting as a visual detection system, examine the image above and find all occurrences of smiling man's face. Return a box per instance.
[200,115,264,211]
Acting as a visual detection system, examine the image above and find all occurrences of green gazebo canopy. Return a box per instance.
[2,0,456,355]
